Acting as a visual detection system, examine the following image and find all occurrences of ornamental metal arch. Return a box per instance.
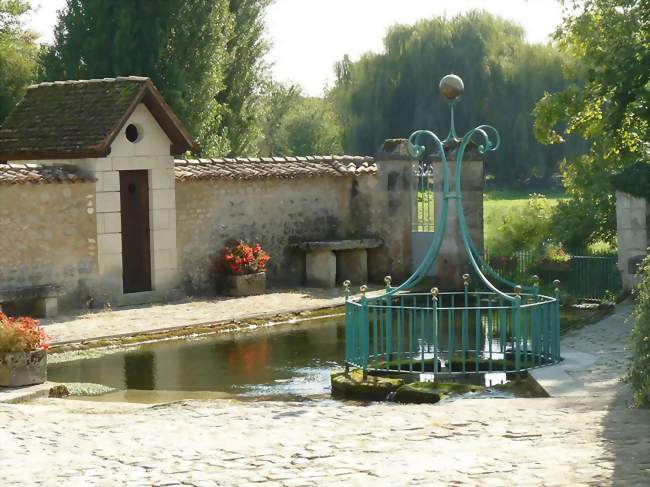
[344,74,561,376]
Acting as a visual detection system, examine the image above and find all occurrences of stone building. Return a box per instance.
[0,77,414,314]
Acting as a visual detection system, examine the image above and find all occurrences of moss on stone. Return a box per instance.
[331,369,403,400]
[394,381,485,404]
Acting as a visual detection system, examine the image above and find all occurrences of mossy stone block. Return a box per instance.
[394,381,485,404]
[331,369,403,400]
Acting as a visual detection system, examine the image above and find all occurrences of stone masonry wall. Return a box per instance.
[0,182,98,308]
[175,175,404,294]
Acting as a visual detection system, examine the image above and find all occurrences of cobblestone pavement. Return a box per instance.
[1,303,649,486]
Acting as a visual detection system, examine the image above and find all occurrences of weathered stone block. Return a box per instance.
[34,297,58,318]
[336,248,368,285]
[0,350,47,387]
[225,272,266,297]
[306,250,336,288]
[331,369,403,400]
[97,233,122,255]
[95,191,120,213]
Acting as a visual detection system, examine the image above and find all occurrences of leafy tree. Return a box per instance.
[0,0,38,123]
[259,81,301,156]
[280,97,343,156]
[329,11,576,186]
[214,0,270,156]
[40,0,270,156]
[259,82,343,157]
[534,0,649,245]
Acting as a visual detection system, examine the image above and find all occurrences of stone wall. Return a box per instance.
[0,182,97,308]
[175,172,412,294]
[616,190,647,290]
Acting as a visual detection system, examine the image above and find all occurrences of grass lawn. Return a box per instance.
[416,188,566,244]
[483,188,565,249]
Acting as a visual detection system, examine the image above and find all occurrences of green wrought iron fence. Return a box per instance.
[345,289,561,374]
[484,248,622,300]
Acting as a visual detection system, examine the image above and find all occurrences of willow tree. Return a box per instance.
[329,11,572,186]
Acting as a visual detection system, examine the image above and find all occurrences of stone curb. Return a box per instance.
[528,351,599,397]
[0,382,55,404]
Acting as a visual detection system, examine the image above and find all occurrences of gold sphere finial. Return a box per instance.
[384,275,392,286]
[431,287,439,300]
[343,280,351,290]
[553,279,561,290]
[360,285,368,297]
[462,273,471,286]
[532,275,540,285]
[514,285,523,297]
[439,74,464,102]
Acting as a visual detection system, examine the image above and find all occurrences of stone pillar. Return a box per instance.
[34,297,58,318]
[432,150,484,291]
[337,249,368,285]
[305,250,336,288]
[368,139,415,283]
[615,190,647,290]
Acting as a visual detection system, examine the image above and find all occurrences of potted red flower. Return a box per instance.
[0,313,49,387]
[218,241,271,296]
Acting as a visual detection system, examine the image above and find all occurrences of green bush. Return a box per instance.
[629,255,650,407]
[489,194,555,256]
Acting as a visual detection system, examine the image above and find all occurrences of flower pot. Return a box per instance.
[226,272,266,297]
[0,349,47,387]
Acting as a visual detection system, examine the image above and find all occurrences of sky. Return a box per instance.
[28,0,564,96]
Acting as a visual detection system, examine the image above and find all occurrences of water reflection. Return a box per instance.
[49,318,346,397]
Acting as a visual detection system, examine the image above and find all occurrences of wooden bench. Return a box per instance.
[293,239,383,288]
[0,284,65,318]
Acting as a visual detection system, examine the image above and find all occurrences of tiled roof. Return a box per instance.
[174,156,376,181]
[0,77,196,161]
[0,163,92,185]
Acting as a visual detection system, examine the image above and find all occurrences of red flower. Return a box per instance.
[217,240,271,275]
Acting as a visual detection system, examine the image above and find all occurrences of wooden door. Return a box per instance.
[120,170,152,293]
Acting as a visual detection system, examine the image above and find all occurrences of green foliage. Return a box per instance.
[611,161,650,201]
[260,82,343,156]
[0,0,37,123]
[630,254,650,407]
[214,0,270,156]
[329,11,578,186]
[259,81,302,156]
[534,0,649,246]
[39,0,270,156]
[487,194,557,255]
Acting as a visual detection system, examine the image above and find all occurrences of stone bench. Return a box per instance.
[293,239,383,288]
[0,284,64,318]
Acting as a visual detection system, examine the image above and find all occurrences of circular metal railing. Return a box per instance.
[344,288,561,375]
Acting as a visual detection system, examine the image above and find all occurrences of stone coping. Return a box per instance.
[0,382,53,404]
[292,238,383,252]
[0,284,64,301]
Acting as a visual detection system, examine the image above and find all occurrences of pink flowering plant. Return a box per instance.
[0,313,49,353]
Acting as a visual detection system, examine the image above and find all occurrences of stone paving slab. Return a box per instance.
[529,351,598,397]
[0,382,53,404]
[41,288,377,346]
